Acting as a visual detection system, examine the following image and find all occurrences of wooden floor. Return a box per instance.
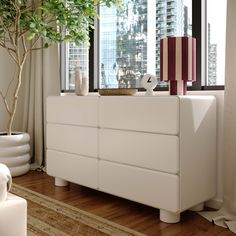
[14,171,233,236]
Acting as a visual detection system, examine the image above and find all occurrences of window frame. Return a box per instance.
[61,0,224,93]
[189,0,224,91]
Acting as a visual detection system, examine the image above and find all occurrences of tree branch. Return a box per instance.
[7,65,24,135]
[1,24,17,48]
[21,0,44,13]
[0,91,11,116]
[0,41,16,53]
[14,3,20,46]
[20,51,27,67]
[31,35,41,50]
[21,35,27,55]
[5,47,18,64]
[19,29,30,39]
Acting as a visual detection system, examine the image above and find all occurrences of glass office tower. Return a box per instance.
[100,0,191,88]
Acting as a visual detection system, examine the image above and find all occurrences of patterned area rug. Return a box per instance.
[11,184,145,236]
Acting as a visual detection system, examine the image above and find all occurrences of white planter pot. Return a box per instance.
[0,132,30,177]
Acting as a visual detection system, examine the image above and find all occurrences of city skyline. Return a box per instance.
[207,0,226,85]
[100,0,192,89]
[208,23,217,86]
[100,0,148,88]
[65,0,225,90]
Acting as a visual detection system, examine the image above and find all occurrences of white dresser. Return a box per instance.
[46,95,216,223]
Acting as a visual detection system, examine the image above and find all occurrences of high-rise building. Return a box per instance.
[100,6,118,88]
[68,42,88,89]
[184,5,192,36]
[66,0,191,89]
[156,0,184,78]
[100,0,147,88]
[208,23,217,85]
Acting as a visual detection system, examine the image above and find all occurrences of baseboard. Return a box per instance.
[205,198,223,210]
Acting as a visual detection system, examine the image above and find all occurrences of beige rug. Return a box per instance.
[11,184,145,236]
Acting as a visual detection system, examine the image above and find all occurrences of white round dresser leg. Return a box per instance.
[55,177,68,187]
[190,202,204,211]
[160,209,180,223]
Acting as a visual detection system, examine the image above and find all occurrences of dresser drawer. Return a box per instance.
[99,96,179,135]
[99,129,179,174]
[47,124,98,158]
[99,161,179,212]
[47,96,99,127]
[47,150,98,189]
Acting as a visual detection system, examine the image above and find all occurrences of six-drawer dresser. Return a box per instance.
[46,95,216,223]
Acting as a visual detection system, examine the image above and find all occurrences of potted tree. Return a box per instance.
[0,0,123,176]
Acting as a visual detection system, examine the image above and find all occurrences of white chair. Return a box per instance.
[0,193,27,236]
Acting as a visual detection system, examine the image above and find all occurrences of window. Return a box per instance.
[98,0,192,89]
[61,42,88,91]
[206,0,227,86]
[61,0,226,92]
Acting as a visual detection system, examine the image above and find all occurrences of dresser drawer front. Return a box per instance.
[99,129,179,174]
[99,96,179,135]
[99,161,179,212]
[47,150,98,189]
[47,124,98,158]
[47,96,98,127]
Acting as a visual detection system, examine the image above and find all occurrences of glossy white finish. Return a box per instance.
[0,154,30,166]
[190,202,204,212]
[47,96,99,127]
[99,96,179,135]
[188,90,224,204]
[47,124,98,158]
[47,150,98,189]
[99,129,179,174]
[46,95,216,223]
[0,164,12,202]
[0,133,30,177]
[141,74,158,95]
[179,96,216,211]
[160,210,180,223]
[99,161,179,212]
[55,177,69,187]
[0,193,27,236]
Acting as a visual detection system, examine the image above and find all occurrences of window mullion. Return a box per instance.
[192,0,202,90]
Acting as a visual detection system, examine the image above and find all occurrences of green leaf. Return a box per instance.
[64,35,72,42]
[37,6,44,10]
[41,30,47,37]
[29,22,36,28]
[0,0,124,49]
[27,33,35,41]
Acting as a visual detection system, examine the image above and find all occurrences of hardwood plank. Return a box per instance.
[13,171,234,236]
